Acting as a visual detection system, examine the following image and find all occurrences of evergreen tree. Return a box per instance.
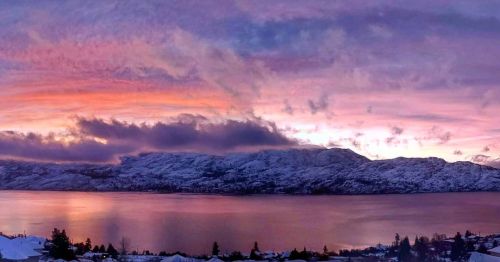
[250,249,261,260]
[99,244,106,253]
[84,238,92,252]
[92,245,100,253]
[228,251,244,261]
[318,245,330,261]
[212,242,220,256]
[413,236,429,261]
[253,241,260,253]
[393,233,401,248]
[398,236,412,262]
[250,241,262,260]
[49,228,75,260]
[289,248,300,260]
[299,247,311,260]
[450,232,466,261]
[389,233,401,256]
[73,242,85,255]
[107,244,119,259]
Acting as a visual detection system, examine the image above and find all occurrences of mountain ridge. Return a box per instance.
[0,148,499,194]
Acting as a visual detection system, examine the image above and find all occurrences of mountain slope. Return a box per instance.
[0,148,499,194]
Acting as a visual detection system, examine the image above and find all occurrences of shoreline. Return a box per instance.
[1,230,499,261]
[0,189,499,196]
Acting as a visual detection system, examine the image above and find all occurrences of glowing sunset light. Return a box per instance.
[0,0,498,168]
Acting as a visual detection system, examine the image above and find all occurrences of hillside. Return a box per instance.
[0,148,499,194]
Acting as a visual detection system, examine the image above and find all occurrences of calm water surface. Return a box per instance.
[0,191,499,254]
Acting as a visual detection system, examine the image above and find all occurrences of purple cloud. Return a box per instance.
[0,117,296,162]
[0,132,133,162]
[77,116,295,150]
[0,116,297,162]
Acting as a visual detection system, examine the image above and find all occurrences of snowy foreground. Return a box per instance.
[1,233,500,262]
[0,148,499,194]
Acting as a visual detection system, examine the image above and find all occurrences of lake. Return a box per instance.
[0,191,499,255]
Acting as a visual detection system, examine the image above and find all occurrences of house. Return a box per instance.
[0,235,44,262]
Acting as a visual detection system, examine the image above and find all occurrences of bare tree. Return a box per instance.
[119,237,130,256]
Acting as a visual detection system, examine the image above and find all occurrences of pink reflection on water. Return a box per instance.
[0,191,499,255]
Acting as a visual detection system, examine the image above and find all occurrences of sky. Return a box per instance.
[0,0,499,166]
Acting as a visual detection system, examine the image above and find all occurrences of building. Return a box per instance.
[0,235,45,262]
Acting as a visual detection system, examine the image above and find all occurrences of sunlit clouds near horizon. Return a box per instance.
[0,0,499,167]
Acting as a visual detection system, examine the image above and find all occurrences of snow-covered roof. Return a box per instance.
[11,236,46,250]
[0,235,42,260]
[489,246,500,253]
[83,252,108,257]
[161,254,201,262]
[469,252,500,262]
[206,257,224,262]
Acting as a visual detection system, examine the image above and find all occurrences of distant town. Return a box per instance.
[0,229,499,262]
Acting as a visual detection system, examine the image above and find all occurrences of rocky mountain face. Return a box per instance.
[0,148,499,194]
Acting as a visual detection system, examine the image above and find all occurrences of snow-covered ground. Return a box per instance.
[469,252,500,262]
[0,235,45,260]
[0,148,499,194]
[2,233,500,261]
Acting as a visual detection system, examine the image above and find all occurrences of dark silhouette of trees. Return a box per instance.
[300,247,312,260]
[73,242,84,255]
[413,236,429,261]
[387,233,401,257]
[92,245,100,253]
[478,244,488,254]
[119,237,130,255]
[394,233,401,247]
[253,241,260,253]
[288,248,301,260]
[228,251,244,260]
[317,245,330,261]
[249,249,261,260]
[250,241,262,260]
[288,247,313,260]
[287,247,313,260]
[84,238,92,252]
[107,244,119,259]
[212,241,220,256]
[49,228,75,260]
[431,233,448,257]
[450,232,466,261]
[398,236,412,262]
[99,244,106,253]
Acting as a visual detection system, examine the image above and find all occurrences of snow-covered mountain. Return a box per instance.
[0,148,499,194]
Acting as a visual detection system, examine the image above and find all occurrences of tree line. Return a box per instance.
[47,228,498,261]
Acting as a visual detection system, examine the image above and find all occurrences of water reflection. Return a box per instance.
[0,191,499,255]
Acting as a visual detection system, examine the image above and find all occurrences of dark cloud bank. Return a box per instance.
[0,116,296,162]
